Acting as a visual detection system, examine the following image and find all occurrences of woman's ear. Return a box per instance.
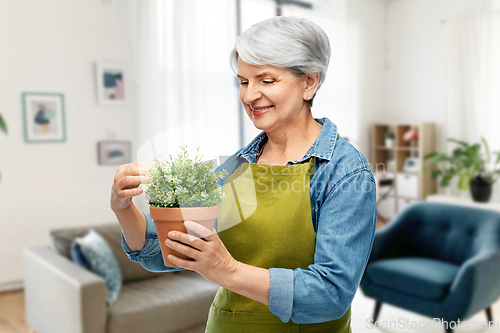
[303,73,320,100]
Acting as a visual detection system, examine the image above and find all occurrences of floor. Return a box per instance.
[0,291,30,333]
[352,289,500,333]
[3,288,500,333]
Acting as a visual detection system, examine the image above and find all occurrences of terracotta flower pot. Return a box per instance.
[150,205,219,267]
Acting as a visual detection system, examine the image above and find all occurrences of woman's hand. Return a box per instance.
[168,221,271,306]
[110,162,153,212]
[166,221,239,287]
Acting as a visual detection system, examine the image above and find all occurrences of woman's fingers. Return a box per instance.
[117,187,144,198]
[120,162,155,178]
[111,162,154,211]
[130,164,150,177]
[184,221,217,241]
[167,229,204,252]
[113,176,150,202]
[167,254,194,270]
[166,221,216,254]
[166,237,200,259]
[165,226,238,286]
[165,221,218,261]
[118,175,152,190]
[135,162,156,176]
[134,162,157,177]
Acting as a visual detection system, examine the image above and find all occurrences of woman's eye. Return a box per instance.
[263,80,274,84]
[240,81,248,85]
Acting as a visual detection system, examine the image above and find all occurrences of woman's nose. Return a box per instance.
[243,83,262,104]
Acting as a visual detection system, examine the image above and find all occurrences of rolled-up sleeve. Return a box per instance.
[269,170,377,323]
[121,161,232,273]
[121,212,183,272]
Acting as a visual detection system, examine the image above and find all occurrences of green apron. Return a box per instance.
[206,157,352,332]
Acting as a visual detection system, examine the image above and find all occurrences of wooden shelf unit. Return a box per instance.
[371,122,437,219]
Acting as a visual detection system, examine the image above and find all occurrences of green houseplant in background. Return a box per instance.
[0,113,7,182]
[142,146,226,267]
[425,138,500,202]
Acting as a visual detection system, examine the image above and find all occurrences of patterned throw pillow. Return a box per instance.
[70,242,91,270]
[72,229,122,304]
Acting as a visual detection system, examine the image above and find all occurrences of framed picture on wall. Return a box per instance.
[98,141,131,165]
[95,62,128,106]
[22,92,66,143]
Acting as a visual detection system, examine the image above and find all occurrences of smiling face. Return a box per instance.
[237,56,313,133]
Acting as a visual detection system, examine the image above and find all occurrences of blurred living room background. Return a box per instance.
[1,0,500,332]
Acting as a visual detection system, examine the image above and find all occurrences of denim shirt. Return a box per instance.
[122,117,377,324]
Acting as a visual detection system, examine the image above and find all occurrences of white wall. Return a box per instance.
[384,0,499,200]
[0,0,135,289]
[385,0,494,151]
[296,0,387,157]
[346,0,387,157]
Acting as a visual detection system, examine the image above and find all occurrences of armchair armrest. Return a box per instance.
[448,250,500,319]
[24,246,107,333]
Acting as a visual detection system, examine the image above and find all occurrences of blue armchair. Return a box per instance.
[360,202,500,332]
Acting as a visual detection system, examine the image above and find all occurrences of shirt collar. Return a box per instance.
[236,117,338,163]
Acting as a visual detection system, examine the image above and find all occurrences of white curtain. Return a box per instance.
[282,5,364,148]
[131,0,240,162]
[130,0,363,161]
[445,12,500,199]
[239,0,276,145]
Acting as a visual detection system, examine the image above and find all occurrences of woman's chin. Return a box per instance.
[251,118,270,131]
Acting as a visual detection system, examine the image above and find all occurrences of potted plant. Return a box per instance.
[142,146,226,267]
[384,131,395,148]
[425,138,500,203]
[0,113,7,182]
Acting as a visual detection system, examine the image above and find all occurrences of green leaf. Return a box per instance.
[482,137,491,165]
[0,113,6,134]
[441,173,453,187]
[431,169,442,179]
[448,138,469,146]
[425,138,496,191]
[428,153,449,164]
[458,174,471,190]
[494,151,500,168]
[425,152,438,159]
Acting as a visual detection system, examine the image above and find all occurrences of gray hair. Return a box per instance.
[229,16,331,108]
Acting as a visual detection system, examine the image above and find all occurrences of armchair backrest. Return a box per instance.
[391,202,500,265]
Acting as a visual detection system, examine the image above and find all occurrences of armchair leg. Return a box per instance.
[372,301,382,322]
[486,307,493,322]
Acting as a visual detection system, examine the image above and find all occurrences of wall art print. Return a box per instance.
[22,92,66,143]
[98,141,131,165]
[95,62,128,106]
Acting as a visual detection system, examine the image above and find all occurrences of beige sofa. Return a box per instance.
[23,223,219,333]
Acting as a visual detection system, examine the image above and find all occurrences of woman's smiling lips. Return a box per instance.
[250,105,274,116]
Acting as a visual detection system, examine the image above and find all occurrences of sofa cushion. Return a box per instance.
[365,257,459,301]
[107,271,219,333]
[70,241,91,269]
[50,223,157,283]
[74,229,122,304]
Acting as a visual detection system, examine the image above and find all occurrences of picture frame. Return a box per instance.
[97,141,131,165]
[22,92,66,143]
[95,62,128,106]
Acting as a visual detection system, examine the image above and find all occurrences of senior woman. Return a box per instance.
[111,16,377,332]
